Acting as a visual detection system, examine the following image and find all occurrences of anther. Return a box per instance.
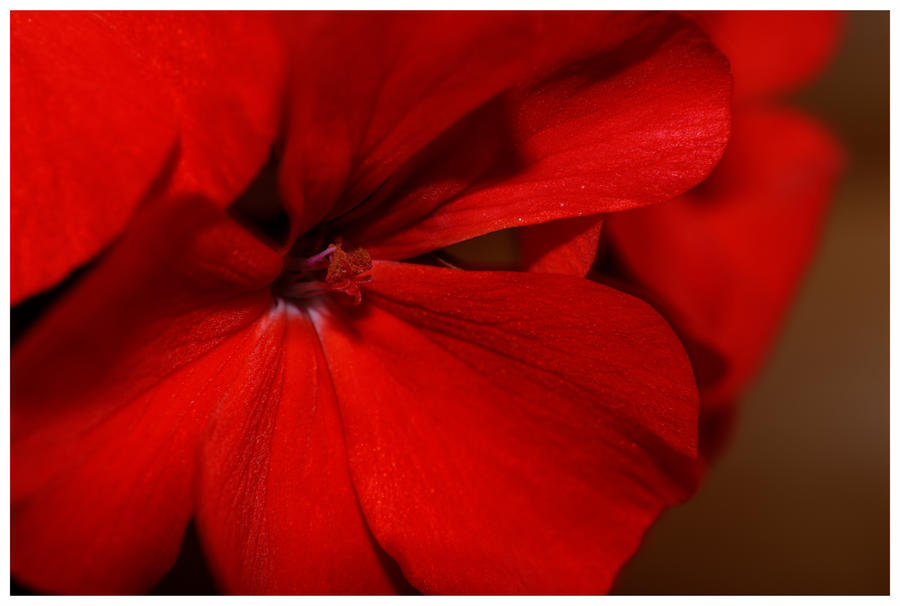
[281,242,373,305]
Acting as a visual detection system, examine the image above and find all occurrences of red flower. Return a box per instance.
[520,11,844,458]
[11,12,732,594]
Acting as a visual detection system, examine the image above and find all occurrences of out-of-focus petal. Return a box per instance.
[692,10,843,98]
[519,215,605,276]
[310,261,699,594]
[11,11,285,303]
[194,306,405,595]
[12,201,282,593]
[605,107,843,414]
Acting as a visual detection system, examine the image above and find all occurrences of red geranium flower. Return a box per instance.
[11,11,732,594]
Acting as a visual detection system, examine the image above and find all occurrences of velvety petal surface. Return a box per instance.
[280,12,730,244]
[519,215,605,276]
[309,262,699,594]
[336,13,730,260]
[605,107,843,411]
[12,201,282,594]
[194,304,403,594]
[278,11,542,236]
[692,11,843,98]
[11,11,285,303]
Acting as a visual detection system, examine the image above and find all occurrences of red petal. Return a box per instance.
[519,215,605,276]
[337,13,730,260]
[194,305,403,594]
[279,12,730,246]
[605,107,843,413]
[277,12,545,236]
[692,11,843,98]
[12,201,282,593]
[310,262,699,594]
[11,11,285,303]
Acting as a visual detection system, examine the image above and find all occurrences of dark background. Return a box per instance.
[612,10,889,595]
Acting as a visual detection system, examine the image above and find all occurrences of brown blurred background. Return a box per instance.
[612,11,889,595]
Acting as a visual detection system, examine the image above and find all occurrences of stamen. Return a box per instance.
[279,242,373,305]
[300,245,336,270]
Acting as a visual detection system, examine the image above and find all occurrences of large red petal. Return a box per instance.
[336,13,730,259]
[279,12,730,244]
[605,107,843,413]
[309,262,699,594]
[11,11,285,303]
[692,11,843,99]
[12,201,282,593]
[194,304,403,594]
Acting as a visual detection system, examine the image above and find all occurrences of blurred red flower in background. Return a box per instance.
[521,11,844,459]
[11,12,732,594]
[606,11,844,457]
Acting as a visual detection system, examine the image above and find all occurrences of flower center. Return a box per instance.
[276,241,373,305]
